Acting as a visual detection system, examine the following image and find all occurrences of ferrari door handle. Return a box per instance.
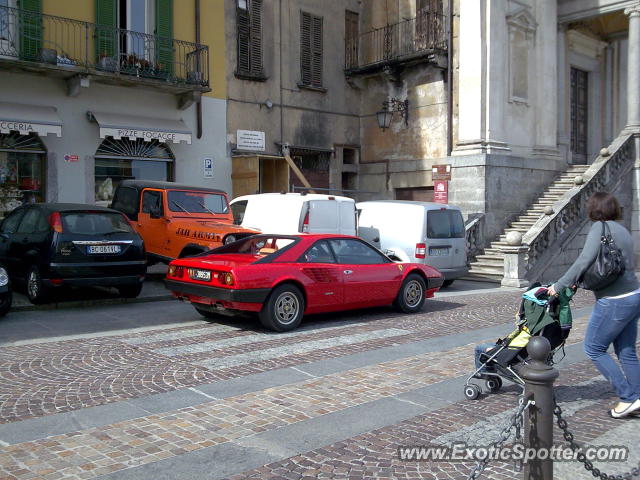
[343,270,353,275]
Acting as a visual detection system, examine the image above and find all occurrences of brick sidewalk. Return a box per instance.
[1,288,626,480]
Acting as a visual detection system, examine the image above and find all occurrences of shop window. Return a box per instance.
[0,132,45,216]
[94,137,173,203]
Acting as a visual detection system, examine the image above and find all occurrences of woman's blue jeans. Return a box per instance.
[584,293,640,403]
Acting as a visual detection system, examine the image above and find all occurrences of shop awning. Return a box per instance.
[0,102,62,137]
[88,111,192,145]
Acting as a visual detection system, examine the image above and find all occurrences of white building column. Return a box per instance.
[454,0,509,154]
[533,0,559,157]
[626,3,640,130]
[556,24,569,160]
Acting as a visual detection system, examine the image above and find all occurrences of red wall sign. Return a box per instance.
[434,180,448,204]
[64,154,79,163]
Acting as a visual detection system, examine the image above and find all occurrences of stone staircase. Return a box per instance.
[465,164,591,283]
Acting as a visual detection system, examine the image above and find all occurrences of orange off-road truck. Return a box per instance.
[110,180,259,263]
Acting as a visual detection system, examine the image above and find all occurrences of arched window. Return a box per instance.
[0,132,46,215]
[94,137,174,202]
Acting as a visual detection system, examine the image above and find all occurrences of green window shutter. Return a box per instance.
[18,0,42,61]
[95,0,117,63]
[155,0,173,74]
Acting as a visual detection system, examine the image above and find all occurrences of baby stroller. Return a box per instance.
[463,284,574,400]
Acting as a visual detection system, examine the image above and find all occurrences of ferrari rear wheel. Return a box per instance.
[259,284,304,332]
[393,273,426,313]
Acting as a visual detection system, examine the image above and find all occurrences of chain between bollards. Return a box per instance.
[553,399,640,480]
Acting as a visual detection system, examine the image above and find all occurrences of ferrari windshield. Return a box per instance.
[211,235,297,257]
[167,191,229,214]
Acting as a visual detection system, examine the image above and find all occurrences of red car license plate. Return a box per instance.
[188,268,211,281]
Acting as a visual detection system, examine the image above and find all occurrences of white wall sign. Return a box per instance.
[203,157,213,178]
[236,130,265,151]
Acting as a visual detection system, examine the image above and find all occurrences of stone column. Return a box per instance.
[556,24,569,160]
[500,231,530,288]
[626,3,640,130]
[534,0,558,157]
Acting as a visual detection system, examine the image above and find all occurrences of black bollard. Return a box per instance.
[518,336,559,480]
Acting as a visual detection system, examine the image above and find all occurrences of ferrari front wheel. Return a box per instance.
[259,284,304,332]
[393,273,426,313]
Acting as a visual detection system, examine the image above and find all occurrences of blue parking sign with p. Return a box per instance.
[204,158,213,177]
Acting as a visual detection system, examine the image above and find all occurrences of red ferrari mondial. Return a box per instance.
[165,234,444,332]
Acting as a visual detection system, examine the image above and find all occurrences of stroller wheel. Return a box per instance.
[485,377,502,393]
[464,384,481,400]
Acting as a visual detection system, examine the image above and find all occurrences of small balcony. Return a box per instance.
[0,5,210,95]
[345,12,447,75]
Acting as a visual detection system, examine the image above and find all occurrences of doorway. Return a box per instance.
[570,67,588,164]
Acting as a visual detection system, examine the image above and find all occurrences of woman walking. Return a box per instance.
[549,192,640,418]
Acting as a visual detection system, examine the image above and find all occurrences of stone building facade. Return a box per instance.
[0,0,226,211]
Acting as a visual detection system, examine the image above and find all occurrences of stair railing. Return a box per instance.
[465,213,485,262]
[510,132,638,284]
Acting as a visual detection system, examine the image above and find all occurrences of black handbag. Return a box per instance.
[577,221,626,291]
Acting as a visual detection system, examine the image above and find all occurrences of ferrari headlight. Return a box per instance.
[224,235,237,245]
[0,267,8,287]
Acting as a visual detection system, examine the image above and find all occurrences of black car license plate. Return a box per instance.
[87,245,121,254]
[188,268,211,281]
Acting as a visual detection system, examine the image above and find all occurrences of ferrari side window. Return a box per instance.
[300,241,336,263]
[329,239,389,265]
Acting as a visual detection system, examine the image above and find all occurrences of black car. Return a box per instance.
[0,264,12,316]
[0,203,146,304]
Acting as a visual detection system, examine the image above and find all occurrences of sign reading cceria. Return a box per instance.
[0,121,35,132]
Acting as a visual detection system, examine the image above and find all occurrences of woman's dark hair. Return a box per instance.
[587,192,621,221]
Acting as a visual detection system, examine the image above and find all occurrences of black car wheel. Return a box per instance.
[0,292,11,317]
[118,283,143,298]
[393,273,426,313]
[26,266,48,304]
[259,284,304,332]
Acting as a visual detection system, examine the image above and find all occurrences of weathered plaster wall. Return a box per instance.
[225,0,361,189]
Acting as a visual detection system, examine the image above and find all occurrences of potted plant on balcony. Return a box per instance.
[98,52,118,72]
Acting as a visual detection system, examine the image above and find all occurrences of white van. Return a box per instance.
[231,193,357,235]
[357,201,468,286]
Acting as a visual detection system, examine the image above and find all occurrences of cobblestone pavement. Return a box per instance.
[1,288,634,480]
[0,290,594,424]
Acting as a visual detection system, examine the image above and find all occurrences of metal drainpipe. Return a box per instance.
[279,0,284,148]
[446,0,453,156]
[196,0,203,139]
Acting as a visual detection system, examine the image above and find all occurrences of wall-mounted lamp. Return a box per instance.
[376,98,409,131]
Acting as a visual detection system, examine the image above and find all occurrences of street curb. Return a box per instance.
[12,294,175,312]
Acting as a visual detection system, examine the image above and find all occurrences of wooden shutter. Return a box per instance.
[236,4,251,74]
[94,0,116,62]
[311,15,322,87]
[345,10,358,69]
[300,11,321,87]
[155,0,174,74]
[18,0,42,61]
[249,0,263,75]
[300,12,312,86]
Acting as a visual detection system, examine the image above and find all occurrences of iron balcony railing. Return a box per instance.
[0,5,209,89]
[345,12,447,72]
